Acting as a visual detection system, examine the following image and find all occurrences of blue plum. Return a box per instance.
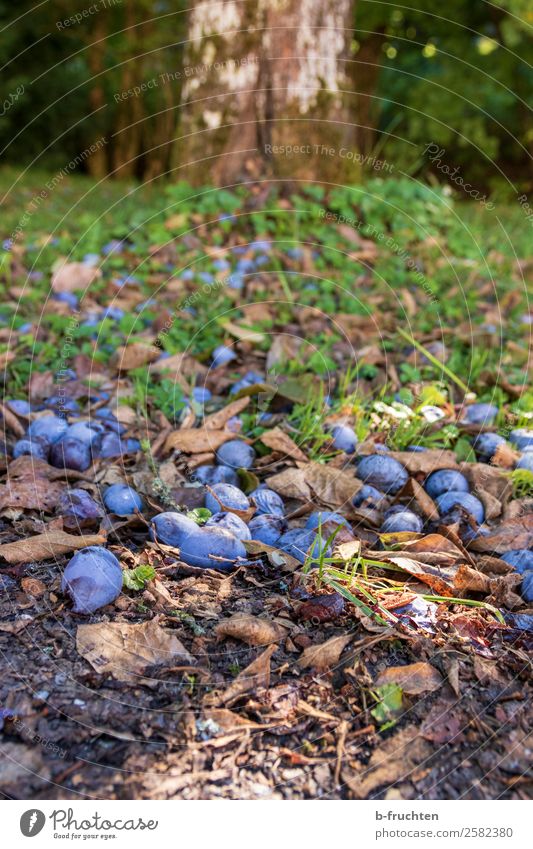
[500,550,533,575]
[381,510,423,533]
[205,483,249,514]
[61,546,122,614]
[150,512,198,547]
[250,487,285,517]
[212,345,236,368]
[215,440,255,469]
[28,415,68,445]
[248,514,287,546]
[509,429,533,451]
[330,424,357,454]
[194,465,239,487]
[461,403,498,425]
[356,454,408,494]
[49,437,92,471]
[205,511,251,540]
[424,469,469,499]
[13,436,49,460]
[103,484,143,516]
[436,491,485,524]
[472,433,506,462]
[521,572,533,604]
[278,528,331,564]
[352,485,386,508]
[305,511,350,530]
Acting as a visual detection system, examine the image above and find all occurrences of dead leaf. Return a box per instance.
[375,661,443,695]
[0,402,25,437]
[0,476,64,512]
[220,319,265,343]
[112,343,160,371]
[0,530,106,564]
[298,634,352,671]
[203,396,250,430]
[219,644,277,705]
[469,514,533,553]
[51,260,101,292]
[267,462,361,507]
[389,450,458,474]
[164,428,236,454]
[375,554,455,595]
[342,726,431,798]
[215,614,286,646]
[76,619,194,683]
[397,478,438,521]
[260,427,308,462]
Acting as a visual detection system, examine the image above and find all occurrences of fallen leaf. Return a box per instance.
[220,319,265,343]
[298,634,353,671]
[374,554,455,595]
[469,514,533,553]
[51,260,100,292]
[297,593,345,622]
[0,402,25,437]
[164,428,237,454]
[389,450,459,474]
[0,476,64,512]
[76,619,194,683]
[203,396,250,430]
[219,644,277,705]
[260,427,308,462]
[375,661,443,695]
[0,530,106,564]
[342,726,431,799]
[267,462,361,507]
[215,614,285,646]
[397,477,438,521]
[112,343,160,371]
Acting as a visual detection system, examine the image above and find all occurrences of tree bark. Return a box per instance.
[177,0,356,185]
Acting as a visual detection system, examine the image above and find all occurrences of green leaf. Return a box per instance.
[122,565,157,591]
[370,683,404,728]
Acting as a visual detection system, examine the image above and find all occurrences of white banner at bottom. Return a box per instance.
[4,800,531,849]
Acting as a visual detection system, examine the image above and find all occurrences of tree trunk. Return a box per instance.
[177,0,356,185]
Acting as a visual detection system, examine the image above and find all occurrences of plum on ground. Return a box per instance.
[516,453,533,472]
[436,491,485,524]
[330,424,357,454]
[509,428,533,451]
[66,421,105,450]
[28,414,68,444]
[215,439,255,469]
[248,514,287,546]
[103,483,143,516]
[424,469,469,499]
[150,512,198,547]
[179,526,247,571]
[205,511,251,540]
[99,433,140,458]
[501,550,533,575]
[13,436,49,460]
[352,485,387,508]
[521,572,533,604]
[194,465,239,487]
[49,437,91,471]
[205,483,250,514]
[212,345,236,368]
[472,433,506,462]
[461,403,498,425]
[59,489,103,525]
[250,487,285,516]
[61,546,122,614]
[229,371,264,395]
[356,454,408,494]
[278,528,331,564]
[305,511,350,530]
[381,510,423,533]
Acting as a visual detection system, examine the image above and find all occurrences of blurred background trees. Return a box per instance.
[0,0,531,191]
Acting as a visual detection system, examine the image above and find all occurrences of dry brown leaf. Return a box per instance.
[204,708,261,731]
[298,634,353,671]
[151,352,208,382]
[0,476,64,512]
[51,260,101,293]
[215,614,286,646]
[0,350,15,370]
[267,462,361,507]
[112,343,160,371]
[76,619,194,683]
[389,450,459,475]
[377,554,455,596]
[164,428,237,454]
[220,319,265,343]
[0,402,25,437]
[220,644,277,705]
[203,396,250,430]
[397,477,438,521]
[375,661,443,695]
[0,530,106,564]
[469,514,533,553]
[342,726,431,799]
[260,427,308,462]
